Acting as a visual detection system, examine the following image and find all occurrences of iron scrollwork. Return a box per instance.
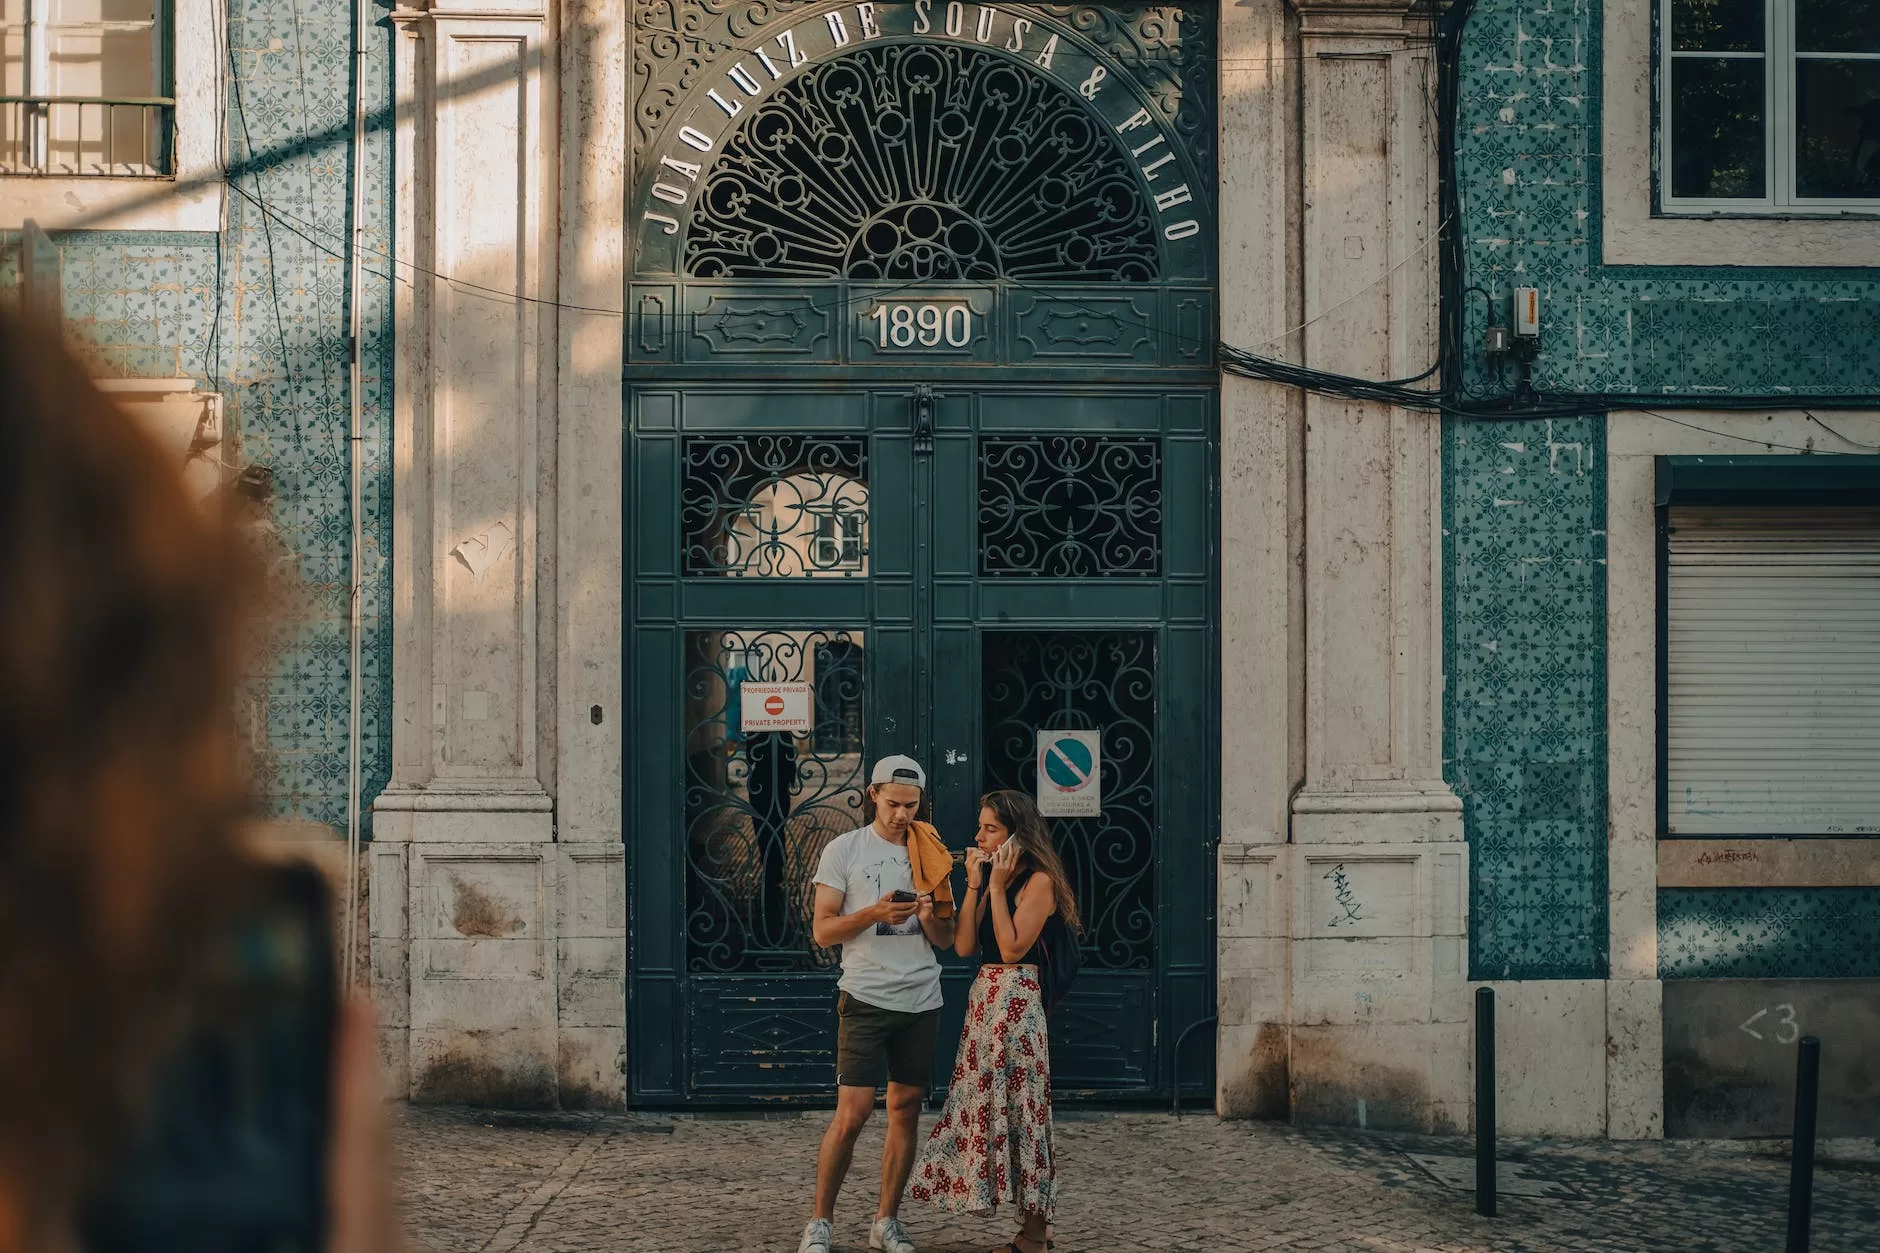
[1028,3,1215,180]
[632,2,1216,194]
[979,435,1161,576]
[685,43,1160,282]
[682,435,870,576]
[982,630,1157,969]
[685,628,869,973]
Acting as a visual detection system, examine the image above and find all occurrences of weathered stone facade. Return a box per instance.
[9,0,1877,1133]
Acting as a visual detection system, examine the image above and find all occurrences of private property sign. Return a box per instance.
[1036,729,1101,817]
[740,682,813,733]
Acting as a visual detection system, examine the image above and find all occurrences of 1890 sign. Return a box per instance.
[868,300,972,349]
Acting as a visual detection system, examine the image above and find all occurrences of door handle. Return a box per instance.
[912,383,934,456]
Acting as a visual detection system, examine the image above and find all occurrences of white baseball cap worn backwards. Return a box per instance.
[870,755,927,791]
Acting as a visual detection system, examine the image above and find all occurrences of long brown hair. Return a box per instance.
[0,309,254,1239]
[979,789,1083,937]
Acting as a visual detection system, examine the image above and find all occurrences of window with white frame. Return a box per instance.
[813,512,864,570]
[1662,0,1880,212]
[1,0,170,176]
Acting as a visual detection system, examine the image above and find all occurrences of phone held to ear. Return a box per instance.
[82,861,338,1253]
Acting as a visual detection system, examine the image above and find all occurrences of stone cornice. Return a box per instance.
[1288,0,1434,40]
[389,3,547,24]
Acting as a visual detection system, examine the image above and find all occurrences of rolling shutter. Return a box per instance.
[1665,507,1880,837]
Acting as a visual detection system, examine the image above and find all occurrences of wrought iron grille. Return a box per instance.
[979,436,1161,576]
[686,43,1160,282]
[685,628,869,973]
[682,435,870,577]
[982,630,1156,969]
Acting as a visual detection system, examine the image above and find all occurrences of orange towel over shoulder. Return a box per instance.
[906,821,957,920]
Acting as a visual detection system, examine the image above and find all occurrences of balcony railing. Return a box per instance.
[1,96,175,177]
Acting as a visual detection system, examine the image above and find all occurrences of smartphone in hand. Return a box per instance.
[878,887,923,936]
[82,861,337,1253]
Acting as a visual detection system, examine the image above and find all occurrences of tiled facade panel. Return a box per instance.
[5,0,396,830]
[1443,415,1608,979]
[1452,0,1880,980]
[1455,0,1880,397]
[1659,889,1880,980]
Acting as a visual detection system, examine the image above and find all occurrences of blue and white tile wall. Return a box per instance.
[7,0,395,832]
[1449,0,1880,980]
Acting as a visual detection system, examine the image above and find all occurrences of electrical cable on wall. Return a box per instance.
[227,32,307,449]
[232,176,1880,428]
[289,0,342,458]
[209,0,1876,455]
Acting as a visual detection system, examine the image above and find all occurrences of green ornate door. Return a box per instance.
[625,1,1218,1104]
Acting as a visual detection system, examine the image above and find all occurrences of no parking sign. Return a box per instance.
[1036,729,1101,817]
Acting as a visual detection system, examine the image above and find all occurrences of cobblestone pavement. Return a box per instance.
[397,1105,1880,1253]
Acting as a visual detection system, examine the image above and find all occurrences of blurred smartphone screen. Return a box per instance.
[82,862,336,1253]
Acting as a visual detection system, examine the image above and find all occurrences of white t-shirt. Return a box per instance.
[813,825,944,1014]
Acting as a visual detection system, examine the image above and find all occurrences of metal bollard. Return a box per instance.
[1475,986,1496,1218]
[1787,1036,1821,1253]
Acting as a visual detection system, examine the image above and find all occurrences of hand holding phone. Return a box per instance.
[82,861,356,1253]
[875,889,921,935]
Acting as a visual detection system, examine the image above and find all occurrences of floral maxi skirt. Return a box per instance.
[908,963,1056,1222]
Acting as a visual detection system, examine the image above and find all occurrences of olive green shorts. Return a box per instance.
[835,990,940,1090]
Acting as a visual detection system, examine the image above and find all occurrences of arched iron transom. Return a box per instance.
[685,43,1161,282]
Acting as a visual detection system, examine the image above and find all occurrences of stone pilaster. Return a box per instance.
[1216,0,1305,1118]
[548,0,629,1110]
[1283,0,1469,1132]
[377,1,561,1103]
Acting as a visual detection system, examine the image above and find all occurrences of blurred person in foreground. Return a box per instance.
[0,307,397,1253]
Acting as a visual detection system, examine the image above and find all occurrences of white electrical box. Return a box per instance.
[1512,286,1540,338]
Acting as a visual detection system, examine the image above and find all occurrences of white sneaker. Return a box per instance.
[798,1218,834,1253]
[869,1215,917,1253]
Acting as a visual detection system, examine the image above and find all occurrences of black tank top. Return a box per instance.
[975,868,1061,967]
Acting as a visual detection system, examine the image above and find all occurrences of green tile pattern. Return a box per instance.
[1660,889,1880,979]
[1443,415,1609,980]
[1456,0,1880,397]
[1449,0,1879,979]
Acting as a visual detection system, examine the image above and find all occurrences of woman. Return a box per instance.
[0,309,395,1252]
[908,789,1082,1253]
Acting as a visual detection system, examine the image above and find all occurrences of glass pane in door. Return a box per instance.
[681,436,870,577]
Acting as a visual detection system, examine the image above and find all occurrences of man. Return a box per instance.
[799,756,955,1253]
